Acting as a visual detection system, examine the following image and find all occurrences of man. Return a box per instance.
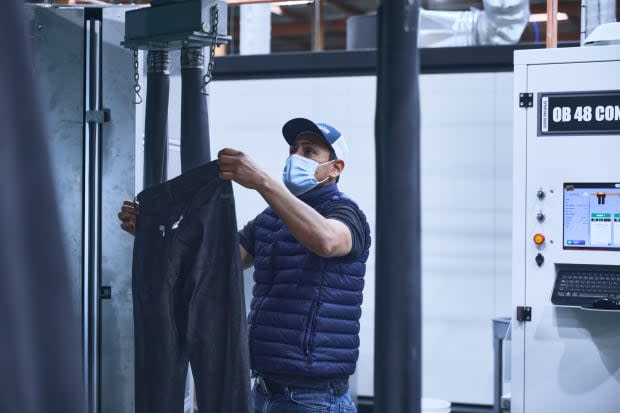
[119,118,370,413]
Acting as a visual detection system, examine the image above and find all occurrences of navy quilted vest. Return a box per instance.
[249,184,370,378]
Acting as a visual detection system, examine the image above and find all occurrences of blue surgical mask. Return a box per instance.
[282,154,333,196]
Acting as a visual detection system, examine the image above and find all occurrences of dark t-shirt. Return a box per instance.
[238,200,367,260]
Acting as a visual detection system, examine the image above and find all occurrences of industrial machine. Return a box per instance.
[121,0,229,186]
[28,6,137,413]
[27,2,230,412]
[512,45,620,412]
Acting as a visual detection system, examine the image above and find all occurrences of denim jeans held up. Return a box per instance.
[133,161,251,413]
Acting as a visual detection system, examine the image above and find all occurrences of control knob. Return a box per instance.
[533,233,545,246]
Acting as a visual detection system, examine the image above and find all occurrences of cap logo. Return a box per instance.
[318,125,331,136]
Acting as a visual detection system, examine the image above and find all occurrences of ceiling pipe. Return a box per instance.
[546,0,558,47]
[312,0,324,51]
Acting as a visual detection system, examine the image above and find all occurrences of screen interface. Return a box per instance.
[564,183,620,250]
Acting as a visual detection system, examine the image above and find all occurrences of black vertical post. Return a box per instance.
[374,1,421,413]
[144,50,170,189]
[493,334,503,413]
[492,317,510,413]
[180,47,211,172]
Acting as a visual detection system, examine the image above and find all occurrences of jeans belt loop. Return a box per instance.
[258,376,269,394]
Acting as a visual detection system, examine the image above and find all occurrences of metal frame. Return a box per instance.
[121,0,229,51]
[211,43,580,80]
[83,8,104,413]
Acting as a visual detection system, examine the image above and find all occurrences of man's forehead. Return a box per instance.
[293,132,329,148]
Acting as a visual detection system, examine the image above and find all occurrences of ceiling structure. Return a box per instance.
[227,0,376,52]
[24,0,620,52]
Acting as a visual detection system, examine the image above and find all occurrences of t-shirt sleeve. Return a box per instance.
[238,219,256,257]
[323,200,368,261]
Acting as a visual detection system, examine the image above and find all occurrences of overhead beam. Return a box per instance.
[228,0,309,23]
[531,0,580,14]
[230,19,345,37]
[325,0,365,15]
[274,36,311,49]
[274,19,345,36]
[278,7,307,22]
[529,0,619,18]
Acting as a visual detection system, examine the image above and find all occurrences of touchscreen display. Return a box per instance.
[564,183,620,250]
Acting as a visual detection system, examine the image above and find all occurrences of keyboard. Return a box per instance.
[551,265,620,308]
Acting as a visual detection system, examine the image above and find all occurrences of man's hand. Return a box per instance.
[118,201,139,235]
[218,148,270,190]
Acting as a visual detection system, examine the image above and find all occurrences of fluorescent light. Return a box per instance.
[529,12,569,22]
[271,5,283,14]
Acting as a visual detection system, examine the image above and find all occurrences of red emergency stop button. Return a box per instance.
[533,233,546,245]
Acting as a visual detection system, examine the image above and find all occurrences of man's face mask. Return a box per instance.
[282,154,335,196]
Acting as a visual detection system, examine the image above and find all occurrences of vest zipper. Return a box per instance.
[304,260,328,364]
[303,300,319,363]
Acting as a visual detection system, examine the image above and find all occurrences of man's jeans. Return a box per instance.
[252,380,357,413]
[133,161,251,413]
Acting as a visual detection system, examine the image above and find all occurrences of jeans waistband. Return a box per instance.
[137,161,220,216]
[256,375,348,396]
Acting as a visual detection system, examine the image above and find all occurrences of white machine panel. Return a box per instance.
[513,46,620,413]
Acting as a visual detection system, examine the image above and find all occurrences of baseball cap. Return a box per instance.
[282,118,349,164]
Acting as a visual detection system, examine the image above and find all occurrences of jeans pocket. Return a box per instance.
[338,393,356,413]
[289,389,333,412]
[340,401,356,413]
[251,383,268,413]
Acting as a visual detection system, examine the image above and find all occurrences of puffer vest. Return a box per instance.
[249,184,370,379]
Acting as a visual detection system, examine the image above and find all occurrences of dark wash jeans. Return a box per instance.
[252,380,356,413]
[133,161,251,413]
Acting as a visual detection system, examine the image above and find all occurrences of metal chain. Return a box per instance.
[133,49,143,104]
[201,5,219,96]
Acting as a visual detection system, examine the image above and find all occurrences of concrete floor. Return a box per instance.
[357,398,494,413]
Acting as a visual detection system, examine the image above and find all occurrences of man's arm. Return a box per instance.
[256,177,352,257]
[218,149,352,258]
[240,245,254,270]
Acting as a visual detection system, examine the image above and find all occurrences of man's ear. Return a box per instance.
[330,159,345,178]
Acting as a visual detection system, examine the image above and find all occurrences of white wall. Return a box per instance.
[136,71,514,405]
[419,73,513,404]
